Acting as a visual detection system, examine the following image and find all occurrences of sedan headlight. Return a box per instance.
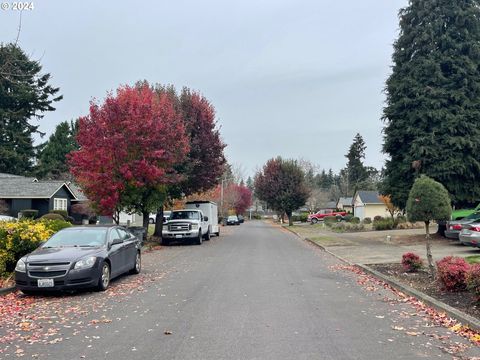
[15,259,26,273]
[191,224,199,230]
[74,256,97,270]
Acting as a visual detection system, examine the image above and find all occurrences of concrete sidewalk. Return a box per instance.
[288,223,480,264]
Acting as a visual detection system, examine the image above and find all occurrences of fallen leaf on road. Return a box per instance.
[164,330,172,335]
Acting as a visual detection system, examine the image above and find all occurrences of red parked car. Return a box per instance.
[307,210,347,224]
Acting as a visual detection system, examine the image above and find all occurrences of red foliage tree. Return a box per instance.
[69,84,189,228]
[233,184,253,215]
[152,86,226,235]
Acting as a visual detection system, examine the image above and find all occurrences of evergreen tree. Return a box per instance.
[0,43,62,175]
[36,120,78,179]
[246,176,254,191]
[344,133,368,194]
[382,0,480,208]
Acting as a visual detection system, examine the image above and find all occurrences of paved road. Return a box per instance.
[1,221,479,359]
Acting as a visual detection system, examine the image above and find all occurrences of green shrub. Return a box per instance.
[49,210,68,219]
[373,218,394,230]
[39,219,72,233]
[396,215,407,224]
[20,209,38,219]
[40,213,65,221]
[344,214,354,222]
[330,222,365,233]
[252,214,262,220]
[350,217,360,224]
[0,220,54,272]
[373,215,384,222]
[324,216,337,224]
[363,217,372,224]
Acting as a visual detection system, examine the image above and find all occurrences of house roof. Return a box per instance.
[68,183,89,201]
[356,191,382,204]
[337,197,353,206]
[0,175,77,199]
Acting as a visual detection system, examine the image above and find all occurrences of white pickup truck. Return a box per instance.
[161,209,211,245]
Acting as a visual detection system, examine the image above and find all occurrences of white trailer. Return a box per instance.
[186,201,220,236]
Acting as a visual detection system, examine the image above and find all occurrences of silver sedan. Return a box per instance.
[445,212,480,240]
[459,223,480,247]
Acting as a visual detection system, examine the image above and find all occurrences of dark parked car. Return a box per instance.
[237,215,245,223]
[15,226,141,294]
[226,215,240,225]
[445,212,480,240]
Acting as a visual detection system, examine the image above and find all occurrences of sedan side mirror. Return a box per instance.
[111,238,123,246]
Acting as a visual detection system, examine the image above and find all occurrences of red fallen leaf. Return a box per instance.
[164,330,172,335]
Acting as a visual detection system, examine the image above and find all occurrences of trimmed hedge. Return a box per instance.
[49,210,68,219]
[40,213,65,221]
[436,256,469,292]
[20,209,38,219]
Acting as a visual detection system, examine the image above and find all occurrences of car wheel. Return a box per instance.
[130,251,141,274]
[204,230,211,241]
[161,238,169,246]
[216,229,220,237]
[149,218,155,224]
[97,262,110,291]
[196,231,203,245]
[311,218,318,224]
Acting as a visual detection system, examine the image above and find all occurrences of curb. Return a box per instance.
[0,286,16,296]
[282,225,480,332]
[359,264,480,332]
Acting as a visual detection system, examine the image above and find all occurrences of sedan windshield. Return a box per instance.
[171,211,200,220]
[44,228,108,247]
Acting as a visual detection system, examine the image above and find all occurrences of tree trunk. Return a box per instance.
[153,207,164,238]
[425,221,436,277]
[436,221,446,237]
[286,210,293,226]
[142,211,150,242]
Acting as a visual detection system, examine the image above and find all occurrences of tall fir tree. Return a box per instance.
[36,120,78,179]
[382,0,480,208]
[344,133,368,195]
[0,43,62,175]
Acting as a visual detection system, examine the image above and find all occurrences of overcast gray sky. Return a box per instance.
[0,0,408,178]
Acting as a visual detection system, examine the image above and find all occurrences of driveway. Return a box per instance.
[0,221,478,359]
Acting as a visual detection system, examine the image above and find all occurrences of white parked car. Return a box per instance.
[0,215,17,222]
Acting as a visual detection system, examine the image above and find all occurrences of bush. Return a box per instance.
[40,213,65,221]
[39,219,72,233]
[373,215,384,222]
[291,213,309,223]
[49,210,68,219]
[373,218,394,230]
[466,264,480,299]
[396,215,407,224]
[20,209,38,219]
[363,217,372,224]
[350,217,360,224]
[436,256,470,292]
[324,216,337,224]
[0,220,54,273]
[330,222,365,232]
[252,214,262,220]
[343,214,354,222]
[402,252,423,272]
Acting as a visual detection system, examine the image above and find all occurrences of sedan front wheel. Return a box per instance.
[97,262,110,291]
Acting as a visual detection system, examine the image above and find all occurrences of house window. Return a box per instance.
[53,198,67,211]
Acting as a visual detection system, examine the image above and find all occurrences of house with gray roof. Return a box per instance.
[0,173,78,218]
[336,197,353,213]
[352,190,389,220]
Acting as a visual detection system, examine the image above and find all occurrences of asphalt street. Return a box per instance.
[1,221,479,359]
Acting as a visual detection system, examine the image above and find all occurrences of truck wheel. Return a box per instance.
[161,238,169,246]
[215,228,220,237]
[196,231,203,245]
[203,230,211,241]
[311,218,318,224]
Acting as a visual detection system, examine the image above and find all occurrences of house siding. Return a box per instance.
[32,199,50,217]
[364,204,390,220]
[10,199,32,217]
[49,187,72,213]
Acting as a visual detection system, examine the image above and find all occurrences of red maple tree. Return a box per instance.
[69,84,189,224]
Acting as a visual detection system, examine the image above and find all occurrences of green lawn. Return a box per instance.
[309,235,355,247]
[465,255,480,264]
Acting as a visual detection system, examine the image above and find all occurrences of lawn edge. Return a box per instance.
[0,285,16,296]
[283,224,480,332]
